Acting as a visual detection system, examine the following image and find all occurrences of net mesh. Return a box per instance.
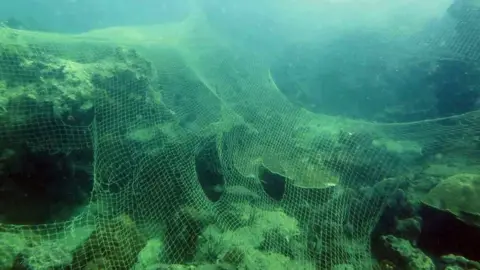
[0,1,479,269]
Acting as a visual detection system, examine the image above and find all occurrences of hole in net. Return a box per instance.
[194,140,225,202]
[258,165,286,201]
[0,143,93,225]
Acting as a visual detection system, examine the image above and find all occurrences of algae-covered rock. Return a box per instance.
[422,173,480,227]
[0,34,160,225]
[70,214,147,269]
[194,206,312,269]
[0,37,155,137]
[441,254,480,270]
[0,42,95,127]
[332,264,355,270]
[133,238,164,270]
[0,228,88,269]
[0,232,28,268]
[380,235,434,270]
[245,251,313,270]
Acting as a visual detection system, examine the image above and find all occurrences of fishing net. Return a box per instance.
[0,1,479,269]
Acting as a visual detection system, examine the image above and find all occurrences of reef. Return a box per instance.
[1,11,480,270]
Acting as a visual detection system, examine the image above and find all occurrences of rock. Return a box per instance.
[395,217,422,244]
[332,264,355,270]
[422,173,480,227]
[156,264,196,270]
[0,229,82,269]
[12,253,33,270]
[0,39,156,226]
[0,42,96,129]
[444,266,463,270]
[70,214,147,269]
[194,207,313,269]
[380,235,434,270]
[0,232,28,268]
[441,254,480,270]
[133,238,164,270]
[164,206,212,263]
[418,204,480,263]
